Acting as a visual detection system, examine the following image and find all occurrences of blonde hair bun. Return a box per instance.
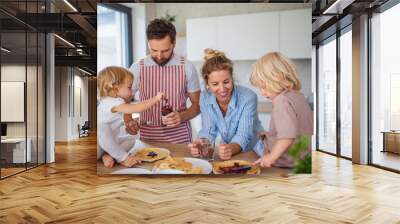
[203,48,226,61]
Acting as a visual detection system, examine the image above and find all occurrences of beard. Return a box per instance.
[152,54,173,66]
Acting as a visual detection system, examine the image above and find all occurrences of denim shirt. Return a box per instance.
[198,85,264,151]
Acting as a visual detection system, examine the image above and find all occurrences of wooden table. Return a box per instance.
[97,140,292,176]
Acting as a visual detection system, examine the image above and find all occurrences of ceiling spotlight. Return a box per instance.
[54,34,75,48]
[63,0,78,12]
[78,67,93,76]
[323,0,355,15]
[1,47,11,53]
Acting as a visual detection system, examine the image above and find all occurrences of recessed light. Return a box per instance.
[54,34,75,48]
[78,67,93,76]
[63,0,78,12]
[1,47,11,53]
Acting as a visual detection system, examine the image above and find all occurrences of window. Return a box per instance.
[317,36,337,154]
[0,1,46,179]
[371,2,400,171]
[339,28,352,158]
[97,4,132,71]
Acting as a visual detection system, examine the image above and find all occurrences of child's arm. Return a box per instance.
[253,138,294,167]
[268,138,295,162]
[112,92,164,114]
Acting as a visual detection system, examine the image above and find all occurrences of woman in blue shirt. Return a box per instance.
[188,49,264,160]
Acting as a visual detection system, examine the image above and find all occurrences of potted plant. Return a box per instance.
[287,135,312,174]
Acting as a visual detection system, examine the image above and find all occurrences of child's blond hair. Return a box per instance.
[97,66,133,98]
[250,52,301,94]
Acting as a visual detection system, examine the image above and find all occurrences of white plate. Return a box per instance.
[185,158,213,174]
[152,157,212,174]
[129,147,170,161]
[111,168,153,175]
[153,169,185,174]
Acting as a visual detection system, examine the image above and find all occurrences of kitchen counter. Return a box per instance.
[97,140,292,176]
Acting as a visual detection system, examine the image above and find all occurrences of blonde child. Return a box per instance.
[97,66,164,168]
[250,52,313,168]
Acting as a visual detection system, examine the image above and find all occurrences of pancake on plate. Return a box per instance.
[134,147,169,162]
[213,160,260,174]
[154,157,203,174]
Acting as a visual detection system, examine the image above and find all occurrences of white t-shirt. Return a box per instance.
[129,53,200,97]
[97,97,137,162]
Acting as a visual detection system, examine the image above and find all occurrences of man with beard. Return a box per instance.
[127,18,201,144]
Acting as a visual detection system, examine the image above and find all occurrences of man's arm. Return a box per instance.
[163,91,200,127]
[180,91,201,122]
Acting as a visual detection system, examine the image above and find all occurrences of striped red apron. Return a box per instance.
[138,56,192,144]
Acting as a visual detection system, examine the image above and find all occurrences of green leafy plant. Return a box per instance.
[287,135,311,174]
[163,10,176,23]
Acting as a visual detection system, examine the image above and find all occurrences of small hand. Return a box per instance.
[188,139,201,158]
[257,131,269,141]
[121,155,142,167]
[162,111,182,127]
[253,153,275,168]
[125,117,140,135]
[218,144,233,160]
[156,92,165,101]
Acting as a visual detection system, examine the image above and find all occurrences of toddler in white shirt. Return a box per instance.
[97,66,164,168]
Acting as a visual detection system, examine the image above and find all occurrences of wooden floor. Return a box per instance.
[372,150,400,171]
[0,135,400,223]
[1,167,26,178]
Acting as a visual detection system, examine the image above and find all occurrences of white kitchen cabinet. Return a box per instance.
[186,17,218,61]
[216,12,279,61]
[279,9,311,59]
[186,9,311,61]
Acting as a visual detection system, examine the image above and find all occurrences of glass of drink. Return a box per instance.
[198,138,214,161]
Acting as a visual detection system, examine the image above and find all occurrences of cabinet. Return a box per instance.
[186,17,218,61]
[1,138,32,165]
[279,9,311,59]
[186,9,311,61]
[216,12,279,60]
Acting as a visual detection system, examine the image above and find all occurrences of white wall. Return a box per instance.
[54,67,68,141]
[46,33,55,163]
[122,3,156,63]
[131,4,147,62]
[54,67,89,141]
